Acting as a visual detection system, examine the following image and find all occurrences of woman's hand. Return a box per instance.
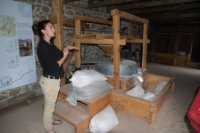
[63,48,69,57]
[62,45,78,58]
[65,45,78,51]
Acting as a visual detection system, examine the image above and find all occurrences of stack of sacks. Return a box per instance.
[66,69,113,105]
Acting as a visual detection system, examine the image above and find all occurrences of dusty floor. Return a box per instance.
[0,63,199,133]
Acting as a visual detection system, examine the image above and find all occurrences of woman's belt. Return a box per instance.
[43,75,61,79]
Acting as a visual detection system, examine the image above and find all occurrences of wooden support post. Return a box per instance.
[53,0,65,84]
[142,23,148,69]
[75,18,81,69]
[53,0,64,50]
[112,12,120,91]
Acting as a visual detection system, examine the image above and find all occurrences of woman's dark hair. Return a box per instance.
[32,20,52,38]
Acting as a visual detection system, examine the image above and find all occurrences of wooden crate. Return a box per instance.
[110,72,175,123]
[106,76,135,92]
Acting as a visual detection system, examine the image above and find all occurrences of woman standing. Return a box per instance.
[32,20,77,133]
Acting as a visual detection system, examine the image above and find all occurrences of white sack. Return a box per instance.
[75,81,113,98]
[89,105,119,133]
[70,69,107,88]
[66,81,113,106]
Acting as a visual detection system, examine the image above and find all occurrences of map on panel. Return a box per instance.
[0,0,37,91]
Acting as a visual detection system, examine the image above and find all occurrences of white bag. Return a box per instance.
[89,105,119,133]
[66,81,113,106]
[70,69,107,88]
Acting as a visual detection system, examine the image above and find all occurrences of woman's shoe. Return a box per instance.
[52,119,62,125]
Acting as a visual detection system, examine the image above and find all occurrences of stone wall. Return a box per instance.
[0,0,143,110]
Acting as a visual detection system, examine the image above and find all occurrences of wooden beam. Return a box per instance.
[148,11,200,21]
[63,18,75,27]
[76,34,149,44]
[127,38,150,44]
[130,2,200,14]
[79,38,126,45]
[111,9,149,24]
[76,34,113,39]
[76,15,112,25]
[117,0,199,11]
[142,23,148,69]
[64,0,79,2]
[88,0,137,8]
[53,0,64,50]
[112,12,120,91]
[49,15,75,27]
[75,18,81,69]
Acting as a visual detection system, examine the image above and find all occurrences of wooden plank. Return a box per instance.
[106,77,135,92]
[54,99,89,126]
[80,38,126,45]
[63,18,75,27]
[76,34,113,39]
[98,45,113,56]
[87,93,111,115]
[111,9,149,24]
[111,92,149,118]
[147,78,175,123]
[127,38,150,44]
[131,2,200,14]
[88,0,135,8]
[123,35,141,39]
[76,15,112,25]
[118,0,199,11]
[49,16,75,27]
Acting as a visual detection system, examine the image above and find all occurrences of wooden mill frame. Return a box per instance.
[51,0,175,133]
[74,9,150,91]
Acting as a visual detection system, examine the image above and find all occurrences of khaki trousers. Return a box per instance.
[39,76,60,132]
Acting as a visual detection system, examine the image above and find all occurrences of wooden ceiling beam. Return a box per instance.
[130,2,200,14]
[142,9,200,19]
[64,0,79,3]
[149,14,200,25]
[88,0,137,8]
[115,0,199,11]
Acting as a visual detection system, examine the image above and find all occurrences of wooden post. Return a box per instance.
[53,0,63,50]
[142,23,148,69]
[52,0,65,84]
[112,10,120,91]
[75,18,81,69]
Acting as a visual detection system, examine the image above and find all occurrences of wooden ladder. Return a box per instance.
[54,84,111,133]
